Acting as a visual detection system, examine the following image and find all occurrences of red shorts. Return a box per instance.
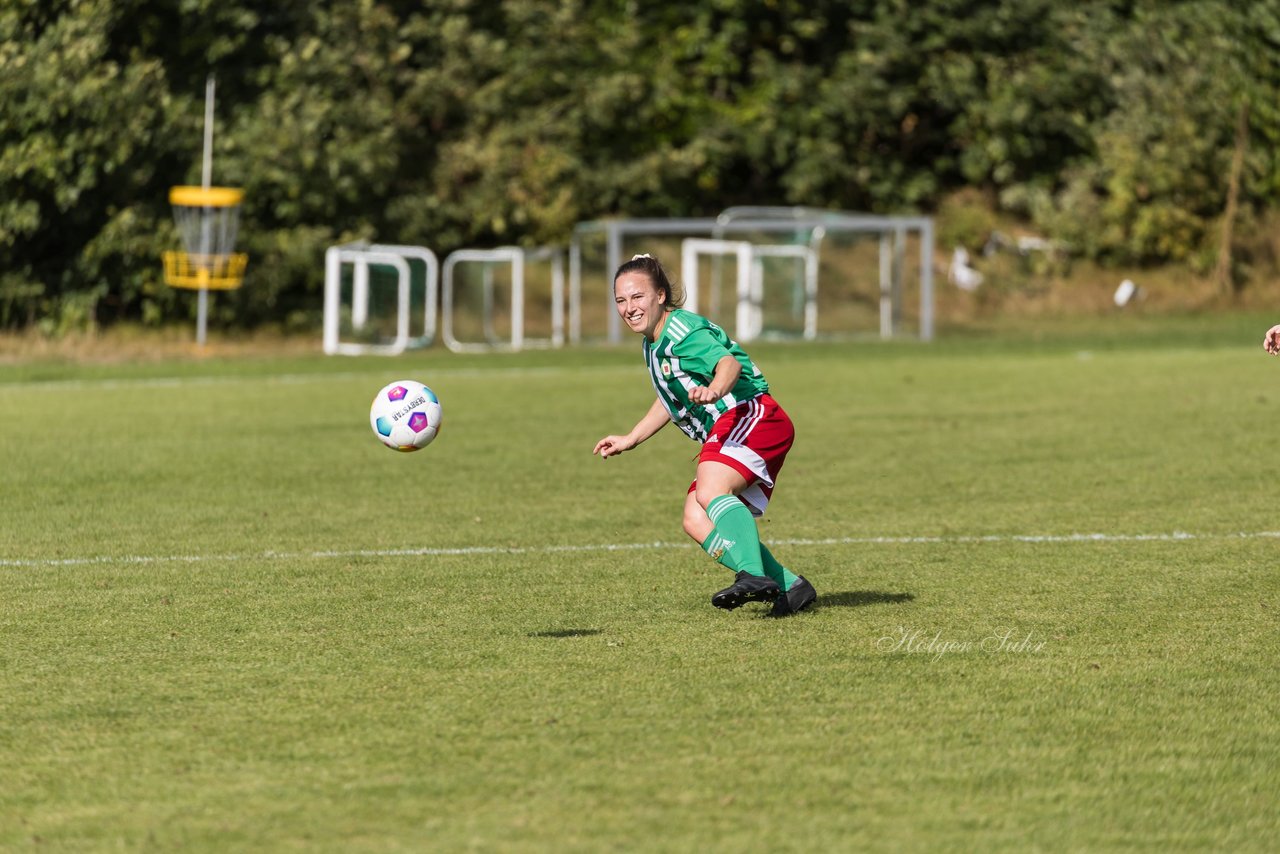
[688,393,794,517]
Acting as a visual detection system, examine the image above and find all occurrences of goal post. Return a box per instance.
[323,243,439,356]
[749,242,818,341]
[680,238,818,342]
[570,210,934,344]
[441,246,565,353]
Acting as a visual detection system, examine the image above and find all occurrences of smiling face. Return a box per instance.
[614,271,669,340]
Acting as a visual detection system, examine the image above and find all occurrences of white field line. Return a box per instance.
[4,530,1280,569]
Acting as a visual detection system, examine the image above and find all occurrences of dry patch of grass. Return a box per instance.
[0,326,320,366]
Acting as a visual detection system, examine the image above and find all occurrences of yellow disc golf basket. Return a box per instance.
[162,185,247,290]
[162,75,247,344]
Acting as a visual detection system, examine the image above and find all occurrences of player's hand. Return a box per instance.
[593,435,635,459]
[1265,325,1280,355]
[688,385,724,405]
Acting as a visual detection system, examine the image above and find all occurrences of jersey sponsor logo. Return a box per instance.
[661,359,671,378]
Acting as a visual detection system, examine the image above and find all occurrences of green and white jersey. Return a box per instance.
[643,308,769,442]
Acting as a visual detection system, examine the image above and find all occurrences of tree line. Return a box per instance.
[2,0,1277,332]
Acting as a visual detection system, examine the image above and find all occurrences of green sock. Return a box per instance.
[702,532,739,571]
[705,495,766,577]
[759,542,800,592]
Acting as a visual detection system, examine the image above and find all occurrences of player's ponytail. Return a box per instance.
[613,253,685,308]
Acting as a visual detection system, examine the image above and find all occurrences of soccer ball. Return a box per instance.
[370,380,442,452]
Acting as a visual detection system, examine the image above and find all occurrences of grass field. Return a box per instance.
[2,313,1278,851]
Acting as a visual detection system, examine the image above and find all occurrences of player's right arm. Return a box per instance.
[593,397,669,458]
[1264,324,1280,354]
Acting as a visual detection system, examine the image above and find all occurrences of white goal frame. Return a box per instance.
[570,209,934,344]
[323,243,439,356]
[680,238,817,342]
[441,246,565,353]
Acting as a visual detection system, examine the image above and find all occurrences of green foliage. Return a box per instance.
[2,0,1278,331]
[1004,1,1279,265]
[0,1,178,326]
[935,188,999,250]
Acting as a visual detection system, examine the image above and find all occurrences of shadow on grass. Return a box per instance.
[819,591,915,609]
[528,628,603,638]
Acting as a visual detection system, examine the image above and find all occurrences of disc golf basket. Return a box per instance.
[162,75,247,344]
[163,186,246,289]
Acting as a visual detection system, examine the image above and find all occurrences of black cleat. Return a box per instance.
[711,571,781,610]
[770,576,817,617]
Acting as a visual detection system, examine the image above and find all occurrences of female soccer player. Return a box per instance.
[592,254,817,615]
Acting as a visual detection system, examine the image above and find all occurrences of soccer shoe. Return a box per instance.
[711,571,781,610]
[770,576,817,617]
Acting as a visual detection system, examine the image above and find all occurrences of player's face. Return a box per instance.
[614,273,667,339]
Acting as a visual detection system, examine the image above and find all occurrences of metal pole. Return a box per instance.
[482,264,497,344]
[568,236,581,345]
[196,74,215,345]
[893,227,906,330]
[550,250,565,347]
[606,225,622,344]
[879,233,892,339]
[919,220,935,342]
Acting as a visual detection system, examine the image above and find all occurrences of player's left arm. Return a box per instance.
[688,354,741,405]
